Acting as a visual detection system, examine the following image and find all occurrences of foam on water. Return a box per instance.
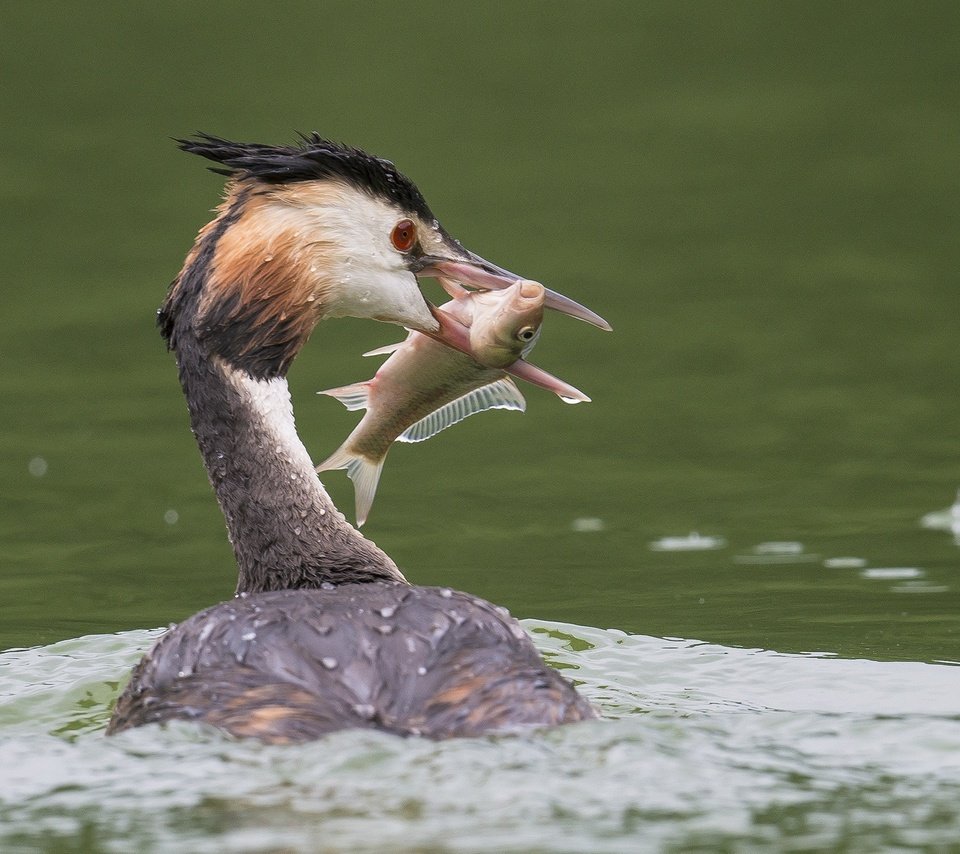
[1,624,959,853]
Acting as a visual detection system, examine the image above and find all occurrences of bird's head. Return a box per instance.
[160,133,608,379]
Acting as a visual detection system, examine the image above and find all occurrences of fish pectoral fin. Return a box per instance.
[505,359,591,404]
[316,448,384,528]
[397,378,526,444]
[317,381,371,411]
[362,342,404,358]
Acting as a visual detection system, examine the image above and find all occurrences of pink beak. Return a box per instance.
[416,255,612,332]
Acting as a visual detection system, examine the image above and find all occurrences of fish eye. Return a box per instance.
[390,219,416,252]
[517,326,537,342]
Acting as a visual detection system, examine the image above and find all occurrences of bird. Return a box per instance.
[106,134,603,742]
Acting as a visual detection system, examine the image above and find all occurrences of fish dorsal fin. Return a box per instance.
[397,378,526,444]
[362,342,404,358]
[317,381,371,411]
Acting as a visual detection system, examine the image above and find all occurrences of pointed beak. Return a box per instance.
[413,251,612,332]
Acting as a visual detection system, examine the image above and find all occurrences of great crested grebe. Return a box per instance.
[107,134,603,742]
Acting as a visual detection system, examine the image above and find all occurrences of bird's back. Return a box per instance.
[107,584,596,742]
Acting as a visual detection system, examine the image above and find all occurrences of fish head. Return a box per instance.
[467,280,546,368]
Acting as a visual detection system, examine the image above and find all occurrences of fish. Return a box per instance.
[316,280,588,526]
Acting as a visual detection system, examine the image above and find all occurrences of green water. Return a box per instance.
[2,2,959,851]
[4,626,960,852]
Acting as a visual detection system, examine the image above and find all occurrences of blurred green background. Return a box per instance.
[2,1,958,660]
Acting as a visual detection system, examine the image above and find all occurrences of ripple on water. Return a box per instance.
[1,625,959,852]
[733,541,820,565]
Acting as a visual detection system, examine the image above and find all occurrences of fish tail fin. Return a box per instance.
[317,381,372,412]
[316,447,385,527]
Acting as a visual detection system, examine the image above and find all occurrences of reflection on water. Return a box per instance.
[2,1,959,663]
[2,623,959,853]
[733,541,820,565]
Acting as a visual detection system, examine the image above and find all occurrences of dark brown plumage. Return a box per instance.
[108,585,592,742]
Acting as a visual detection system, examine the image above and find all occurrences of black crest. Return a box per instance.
[176,133,435,221]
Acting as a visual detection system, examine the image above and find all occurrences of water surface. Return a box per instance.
[3,624,960,853]
[2,2,959,850]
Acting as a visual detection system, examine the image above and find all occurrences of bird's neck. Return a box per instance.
[173,334,405,594]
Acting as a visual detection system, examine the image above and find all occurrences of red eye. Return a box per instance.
[390,219,416,252]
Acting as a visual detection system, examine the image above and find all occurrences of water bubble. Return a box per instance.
[321,657,338,670]
[417,666,427,676]
[28,457,48,477]
[861,567,924,581]
[241,631,256,641]
[163,509,179,525]
[649,532,725,552]
[378,606,396,618]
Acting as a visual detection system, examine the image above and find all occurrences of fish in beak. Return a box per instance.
[317,280,583,525]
